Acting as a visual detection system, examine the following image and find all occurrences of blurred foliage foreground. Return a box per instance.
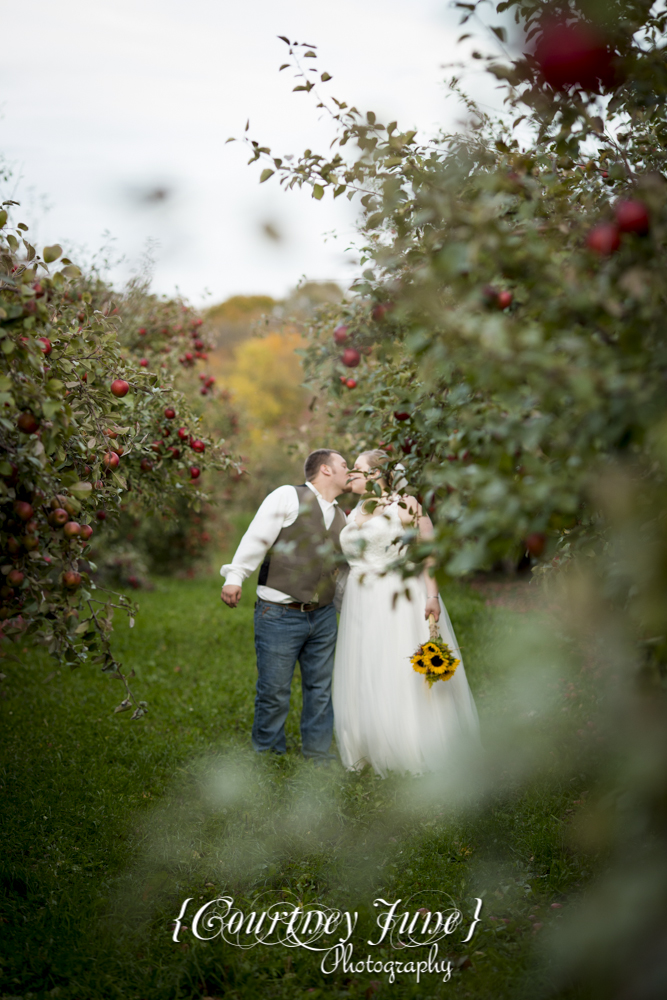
[0,575,631,1000]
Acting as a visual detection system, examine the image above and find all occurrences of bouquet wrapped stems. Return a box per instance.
[410,613,460,687]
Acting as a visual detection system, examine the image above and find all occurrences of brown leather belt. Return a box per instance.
[261,598,322,612]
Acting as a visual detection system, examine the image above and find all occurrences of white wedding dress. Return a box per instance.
[333,502,480,776]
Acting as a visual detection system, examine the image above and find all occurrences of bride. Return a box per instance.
[333,450,480,776]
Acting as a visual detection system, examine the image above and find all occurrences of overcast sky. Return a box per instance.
[1,0,510,306]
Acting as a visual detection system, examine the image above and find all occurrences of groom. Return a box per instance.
[220,449,350,760]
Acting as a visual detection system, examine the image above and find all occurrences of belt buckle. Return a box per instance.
[300,602,313,612]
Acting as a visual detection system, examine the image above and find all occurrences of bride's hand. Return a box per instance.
[425,597,440,622]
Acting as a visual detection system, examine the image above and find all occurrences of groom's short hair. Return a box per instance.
[304,449,343,482]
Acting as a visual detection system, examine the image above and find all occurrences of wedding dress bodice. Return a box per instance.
[340,503,405,574]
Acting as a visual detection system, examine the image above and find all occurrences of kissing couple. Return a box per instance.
[221,448,479,775]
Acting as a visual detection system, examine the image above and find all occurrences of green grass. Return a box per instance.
[0,575,598,999]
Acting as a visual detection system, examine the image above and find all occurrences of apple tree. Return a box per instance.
[0,208,239,714]
[240,2,667,581]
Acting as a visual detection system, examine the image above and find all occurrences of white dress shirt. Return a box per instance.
[220,481,341,603]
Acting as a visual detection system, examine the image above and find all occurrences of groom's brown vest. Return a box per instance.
[258,485,346,605]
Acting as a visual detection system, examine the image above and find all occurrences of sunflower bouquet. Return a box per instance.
[411,614,460,687]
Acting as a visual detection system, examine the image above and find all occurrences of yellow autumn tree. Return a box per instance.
[227,329,307,444]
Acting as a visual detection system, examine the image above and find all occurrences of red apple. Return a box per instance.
[342,348,361,368]
[23,535,39,551]
[371,303,389,322]
[7,569,24,587]
[498,291,513,309]
[13,501,34,521]
[49,508,68,527]
[37,337,52,355]
[7,537,21,557]
[110,379,130,397]
[191,439,205,454]
[177,427,189,440]
[93,480,104,489]
[96,510,107,521]
[161,427,171,438]
[140,458,153,472]
[339,375,347,384]
[200,387,208,396]
[194,339,205,350]
[526,532,546,556]
[206,377,215,387]
[199,373,207,381]
[139,358,149,367]
[17,411,39,434]
[62,571,82,589]
[189,466,201,479]
[587,223,620,255]
[534,19,617,92]
[104,429,118,439]
[79,525,93,541]
[164,407,176,419]
[346,378,357,389]
[169,447,180,458]
[138,327,147,335]
[615,199,650,235]
[150,441,162,453]
[333,325,349,344]
[394,412,410,422]
[184,352,194,362]
[103,452,120,470]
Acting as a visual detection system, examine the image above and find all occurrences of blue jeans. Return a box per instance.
[252,598,338,759]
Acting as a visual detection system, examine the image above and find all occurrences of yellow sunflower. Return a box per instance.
[411,647,430,675]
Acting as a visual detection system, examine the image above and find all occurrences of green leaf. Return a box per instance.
[23,240,36,262]
[259,169,275,184]
[0,210,7,228]
[321,72,332,82]
[17,222,28,232]
[312,184,324,200]
[69,481,93,498]
[43,244,63,264]
[42,400,62,418]
[491,26,507,42]
[7,234,18,251]
[61,265,81,278]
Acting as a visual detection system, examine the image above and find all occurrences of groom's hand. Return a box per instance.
[221,585,242,608]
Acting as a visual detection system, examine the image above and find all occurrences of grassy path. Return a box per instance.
[0,576,593,999]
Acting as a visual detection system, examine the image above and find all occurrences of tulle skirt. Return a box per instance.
[333,568,481,776]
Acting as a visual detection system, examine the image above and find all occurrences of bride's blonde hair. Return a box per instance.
[358,449,409,495]
[358,449,390,492]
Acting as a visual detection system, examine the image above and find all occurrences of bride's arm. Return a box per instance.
[396,496,441,622]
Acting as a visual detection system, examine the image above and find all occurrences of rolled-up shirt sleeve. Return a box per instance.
[220,485,299,586]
